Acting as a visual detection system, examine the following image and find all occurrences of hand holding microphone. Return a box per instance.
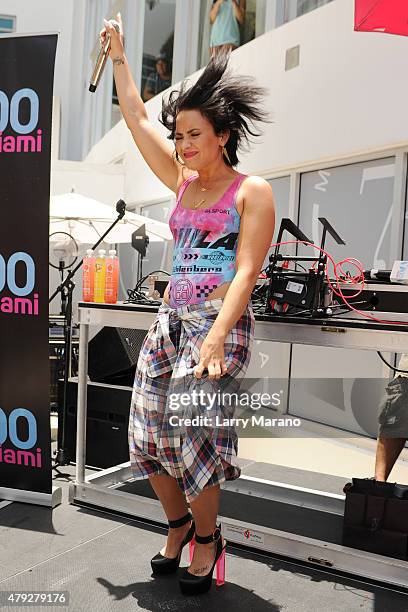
[100,12,124,59]
[89,12,124,92]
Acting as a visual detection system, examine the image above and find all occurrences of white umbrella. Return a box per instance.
[50,193,173,243]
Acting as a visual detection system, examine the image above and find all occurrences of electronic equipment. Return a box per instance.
[88,326,148,386]
[49,314,79,339]
[339,281,408,322]
[363,269,392,283]
[49,315,79,409]
[60,378,131,469]
[266,218,345,317]
[131,224,150,288]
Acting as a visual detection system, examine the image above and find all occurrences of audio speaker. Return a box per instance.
[88,326,148,386]
[61,378,132,469]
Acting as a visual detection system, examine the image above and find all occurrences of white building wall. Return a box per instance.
[51,160,125,203]
[0,0,77,159]
[85,0,408,204]
[143,2,175,57]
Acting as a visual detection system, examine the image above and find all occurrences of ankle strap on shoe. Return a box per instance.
[168,512,192,529]
[195,525,221,544]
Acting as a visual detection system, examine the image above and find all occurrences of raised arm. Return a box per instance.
[210,0,224,25]
[232,0,246,25]
[101,14,182,194]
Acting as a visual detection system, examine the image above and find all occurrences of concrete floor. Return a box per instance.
[239,435,408,483]
[1,463,408,612]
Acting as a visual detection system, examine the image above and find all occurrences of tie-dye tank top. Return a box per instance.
[168,173,247,308]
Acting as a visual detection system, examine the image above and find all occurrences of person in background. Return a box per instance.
[143,53,172,101]
[375,354,408,480]
[209,0,246,58]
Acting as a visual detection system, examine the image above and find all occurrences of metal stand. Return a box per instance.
[49,200,127,468]
[70,302,408,588]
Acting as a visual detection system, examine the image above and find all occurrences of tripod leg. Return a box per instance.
[55,282,74,466]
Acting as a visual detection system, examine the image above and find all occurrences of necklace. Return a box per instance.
[191,174,238,209]
[193,178,210,209]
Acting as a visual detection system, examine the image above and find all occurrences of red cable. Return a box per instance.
[269,240,408,326]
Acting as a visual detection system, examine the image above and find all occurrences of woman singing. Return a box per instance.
[101,14,275,597]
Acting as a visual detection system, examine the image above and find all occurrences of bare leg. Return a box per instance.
[375,436,406,481]
[149,473,192,557]
[188,483,225,576]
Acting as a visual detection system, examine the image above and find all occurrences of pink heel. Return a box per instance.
[189,538,195,563]
[179,524,225,595]
[215,545,226,586]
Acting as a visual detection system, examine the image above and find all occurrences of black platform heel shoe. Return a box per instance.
[150,511,196,575]
[178,523,226,595]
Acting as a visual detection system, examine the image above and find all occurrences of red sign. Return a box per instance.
[355,0,408,37]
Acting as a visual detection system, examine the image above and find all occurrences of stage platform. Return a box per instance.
[1,454,408,611]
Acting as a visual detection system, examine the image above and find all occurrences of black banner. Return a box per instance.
[0,35,57,497]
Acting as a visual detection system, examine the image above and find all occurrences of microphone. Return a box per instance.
[89,20,121,93]
[116,199,126,219]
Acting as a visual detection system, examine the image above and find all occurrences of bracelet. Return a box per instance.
[113,57,125,66]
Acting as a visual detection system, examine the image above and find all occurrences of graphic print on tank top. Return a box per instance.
[168,173,247,308]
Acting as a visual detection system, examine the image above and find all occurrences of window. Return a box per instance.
[283,0,334,24]
[0,15,16,33]
[290,157,396,436]
[141,0,176,102]
[263,176,291,270]
[198,0,257,69]
[296,0,334,17]
[297,158,395,269]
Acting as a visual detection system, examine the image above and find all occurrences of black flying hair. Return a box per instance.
[159,50,272,167]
